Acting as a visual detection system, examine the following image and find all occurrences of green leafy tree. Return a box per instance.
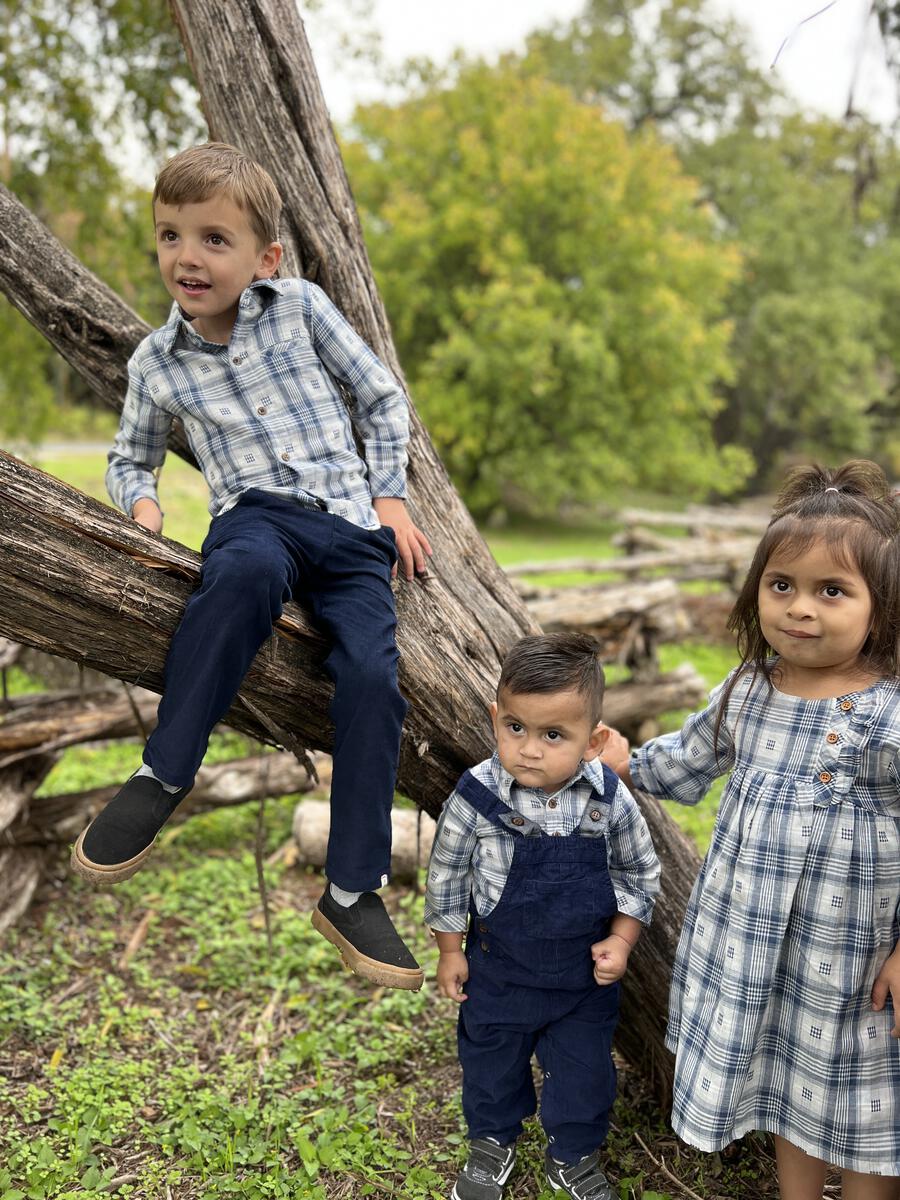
[345,61,749,517]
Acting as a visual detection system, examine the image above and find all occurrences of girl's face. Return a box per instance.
[758,537,873,679]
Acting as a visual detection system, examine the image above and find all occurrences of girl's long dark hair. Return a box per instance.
[713,460,900,751]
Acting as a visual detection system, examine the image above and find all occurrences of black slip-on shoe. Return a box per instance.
[545,1149,615,1200]
[71,773,191,885]
[311,886,424,991]
[452,1138,516,1200]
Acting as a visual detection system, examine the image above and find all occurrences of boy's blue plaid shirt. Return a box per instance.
[424,753,660,933]
[107,277,409,530]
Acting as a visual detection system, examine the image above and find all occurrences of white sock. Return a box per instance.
[136,763,182,794]
[330,883,363,907]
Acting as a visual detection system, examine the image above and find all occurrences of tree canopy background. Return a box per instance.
[3,0,900,517]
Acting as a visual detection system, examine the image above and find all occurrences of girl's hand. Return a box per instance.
[436,950,469,1003]
[871,944,900,1037]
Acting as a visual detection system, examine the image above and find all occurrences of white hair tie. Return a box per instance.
[824,487,840,493]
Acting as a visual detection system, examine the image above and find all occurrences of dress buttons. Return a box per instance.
[548,798,558,809]
[281,452,290,461]
[840,700,853,712]
[826,732,839,744]
[511,816,525,827]
[819,771,833,784]
[257,406,268,415]
[589,809,601,821]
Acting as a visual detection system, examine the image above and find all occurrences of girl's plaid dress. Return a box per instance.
[631,670,900,1175]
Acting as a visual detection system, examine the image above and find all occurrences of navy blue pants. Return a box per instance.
[459,972,619,1163]
[143,490,407,891]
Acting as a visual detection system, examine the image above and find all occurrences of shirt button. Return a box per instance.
[281,452,290,461]
[589,809,601,821]
[552,831,563,837]
[840,700,853,711]
[257,406,268,415]
[511,816,525,827]
[826,732,839,744]
[547,798,558,809]
[819,771,833,784]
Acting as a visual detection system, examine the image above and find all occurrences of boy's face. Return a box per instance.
[154,193,282,344]
[490,688,608,796]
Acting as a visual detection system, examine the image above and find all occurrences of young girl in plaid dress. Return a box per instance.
[606,460,900,1196]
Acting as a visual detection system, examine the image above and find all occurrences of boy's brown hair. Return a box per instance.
[153,142,282,247]
[498,632,606,724]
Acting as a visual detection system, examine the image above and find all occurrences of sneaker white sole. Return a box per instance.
[450,1150,516,1198]
[311,906,424,991]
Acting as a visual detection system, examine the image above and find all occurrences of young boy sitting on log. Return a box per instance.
[71,141,432,992]
[425,632,660,1200]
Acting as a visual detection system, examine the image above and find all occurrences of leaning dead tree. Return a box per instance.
[0,0,707,1100]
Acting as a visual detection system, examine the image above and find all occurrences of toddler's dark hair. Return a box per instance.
[498,632,606,724]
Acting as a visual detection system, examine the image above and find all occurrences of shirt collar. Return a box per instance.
[158,277,282,353]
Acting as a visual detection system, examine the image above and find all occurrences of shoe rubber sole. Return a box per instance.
[311,906,424,991]
[450,1150,516,1199]
[70,827,155,886]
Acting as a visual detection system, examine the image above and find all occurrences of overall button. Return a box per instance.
[511,816,525,827]
[589,809,601,821]
[480,941,490,953]
[826,732,839,744]
[819,771,833,784]
[840,700,853,712]
[477,922,488,934]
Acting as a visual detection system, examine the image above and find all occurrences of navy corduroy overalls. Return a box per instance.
[455,766,622,1164]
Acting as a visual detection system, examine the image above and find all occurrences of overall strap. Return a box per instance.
[455,770,541,837]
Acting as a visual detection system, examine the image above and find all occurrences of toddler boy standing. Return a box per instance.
[72,142,431,991]
[425,633,659,1199]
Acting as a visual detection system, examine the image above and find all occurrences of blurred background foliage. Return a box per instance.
[3,0,900,518]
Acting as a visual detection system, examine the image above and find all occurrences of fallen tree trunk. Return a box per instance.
[293,798,435,882]
[0,686,158,767]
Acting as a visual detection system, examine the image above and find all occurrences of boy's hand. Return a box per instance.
[436,950,469,1003]
[372,497,433,583]
[591,932,632,985]
[599,725,631,782]
[131,498,163,534]
[872,942,900,1037]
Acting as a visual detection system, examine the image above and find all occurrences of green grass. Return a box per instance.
[0,447,770,1198]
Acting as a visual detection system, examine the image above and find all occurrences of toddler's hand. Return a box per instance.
[436,950,469,1003]
[872,943,900,1037]
[591,933,631,985]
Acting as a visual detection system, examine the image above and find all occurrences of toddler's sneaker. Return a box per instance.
[311,886,424,991]
[545,1149,615,1199]
[71,773,191,885]
[452,1138,516,1200]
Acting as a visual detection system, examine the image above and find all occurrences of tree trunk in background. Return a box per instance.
[0,0,715,1100]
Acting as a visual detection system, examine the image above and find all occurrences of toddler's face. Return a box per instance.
[153,193,281,342]
[490,687,606,796]
[758,536,874,682]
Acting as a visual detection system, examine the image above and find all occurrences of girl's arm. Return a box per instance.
[628,673,739,806]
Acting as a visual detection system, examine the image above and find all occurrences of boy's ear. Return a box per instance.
[255,241,282,280]
[489,700,499,739]
[582,722,610,763]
